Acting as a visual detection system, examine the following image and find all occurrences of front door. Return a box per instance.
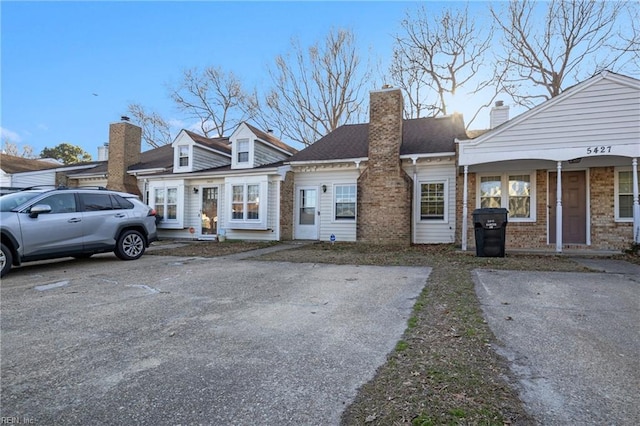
[549,171,587,244]
[294,187,318,240]
[200,186,218,237]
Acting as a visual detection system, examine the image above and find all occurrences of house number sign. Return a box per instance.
[586,146,612,155]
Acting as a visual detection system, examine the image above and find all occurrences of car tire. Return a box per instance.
[1,243,13,277]
[115,230,146,261]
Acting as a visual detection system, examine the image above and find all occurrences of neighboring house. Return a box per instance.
[100,120,298,241]
[457,71,640,252]
[0,153,97,192]
[285,87,467,244]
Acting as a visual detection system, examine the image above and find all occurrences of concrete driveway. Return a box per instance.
[474,261,640,425]
[0,253,429,425]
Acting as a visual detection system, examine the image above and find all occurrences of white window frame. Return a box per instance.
[178,145,189,167]
[615,168,638,222]
[224,176,268,229]
[334,184,357,222]
[149,181,184,229]
[476,172,536,222]
[419,180,448,223]
[232,138,253,169]
[174,144,193,173]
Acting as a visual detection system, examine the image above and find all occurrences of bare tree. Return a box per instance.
[258,28,371,147]
[391,4,496,124]
[127,104,174,149]
[492,0,639,108]
[1,140,36,158]
[170,66,251,138]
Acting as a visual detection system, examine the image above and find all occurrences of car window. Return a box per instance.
[111,194,134,209]
[80,193,114,211]
[0,191,43,211]
[38,193,77,214]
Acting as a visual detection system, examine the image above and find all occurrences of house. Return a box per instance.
[456,71,640,253]
[285,87,467,244]
[97,120,298,241]
[0,153,99,192]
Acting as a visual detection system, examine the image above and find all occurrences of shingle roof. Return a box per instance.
[0,154,63,173]
[183,130,231,155]
[244,123,298,155]
[288,115,467,163]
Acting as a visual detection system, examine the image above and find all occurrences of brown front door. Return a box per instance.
[549,171,587,244]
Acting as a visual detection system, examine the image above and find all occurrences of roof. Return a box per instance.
[182,130,231,155]
[0,154,63,173]
[288,115,467,163]
[244,123,298,155]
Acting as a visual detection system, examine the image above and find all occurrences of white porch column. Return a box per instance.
[633,158,639,243]
[461,165,469,251]
[556,161,563,253]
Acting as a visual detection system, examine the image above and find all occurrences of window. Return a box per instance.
[480,176,502,208]
[420,182,445,220]
[237,139,249,163]
[80,193,113,211]
[40,193,77,214]
[178,145,189,167]
[231,184,259,221]
[335,185,356,220]
[477,172,535,221]
[155,187,177,221]
[508,175,531,218]
[617,170,639,220]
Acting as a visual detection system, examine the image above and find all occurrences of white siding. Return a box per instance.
[406,160,457,244]
[192,146,229,171]
[254,142,288,166]
[293,166,360,242]
[11,170,56,187]
[459,74,640,165]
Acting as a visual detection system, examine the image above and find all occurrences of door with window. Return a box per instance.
[549,171,587,244]
[295,187,318,240]
[200,186,218,237]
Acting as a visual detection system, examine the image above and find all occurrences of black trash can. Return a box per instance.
[473,208,508,257]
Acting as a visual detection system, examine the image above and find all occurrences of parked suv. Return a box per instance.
[0,186,158,277]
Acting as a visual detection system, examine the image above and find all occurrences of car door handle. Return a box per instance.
[68,218,82,223]
[115,213,126,218]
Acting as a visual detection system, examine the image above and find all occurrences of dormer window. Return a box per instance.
[178,145,189,167]
[237,139,249,163]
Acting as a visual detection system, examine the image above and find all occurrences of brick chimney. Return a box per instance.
[356,87,412,245]
[107,120,142,195]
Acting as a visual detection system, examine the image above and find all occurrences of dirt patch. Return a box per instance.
[146,240,637,425]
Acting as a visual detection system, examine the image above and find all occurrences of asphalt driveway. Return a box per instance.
[0,253,429,425]
[474,263,640,425]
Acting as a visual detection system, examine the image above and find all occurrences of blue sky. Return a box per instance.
[2,1,424,158]
[2,1,637,159]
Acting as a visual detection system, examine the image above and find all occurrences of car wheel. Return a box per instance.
[115,230,146,260]
[1,243,13,277]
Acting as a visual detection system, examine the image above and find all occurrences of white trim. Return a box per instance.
[615,167,640,222]
[475,171,537,222]
[288,157,368,166]
[417,179,449,224]
[400,152,456,160]
[332,183,357,223]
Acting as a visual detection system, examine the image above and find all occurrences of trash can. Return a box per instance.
[473,208,508,257]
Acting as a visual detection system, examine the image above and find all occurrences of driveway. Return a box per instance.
[474,262,640,425]
[0,253,429,425]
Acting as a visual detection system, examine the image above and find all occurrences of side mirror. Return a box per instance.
[29,204,52,218]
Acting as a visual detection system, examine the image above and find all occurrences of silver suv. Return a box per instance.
[0,187,158,277]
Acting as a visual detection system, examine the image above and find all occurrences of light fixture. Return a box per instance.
[193,187,199,194]
[322,185,327,193]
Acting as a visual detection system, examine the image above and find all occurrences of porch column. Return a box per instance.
[461,165,469,251]
[633,158,639,243]
[556,161,563,253]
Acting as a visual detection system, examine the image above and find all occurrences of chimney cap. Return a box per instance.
[121,116,130,122]
[495,100,504,107]
[381,84,393,89]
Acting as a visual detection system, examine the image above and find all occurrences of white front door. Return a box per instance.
[295,187,318,240]
[200,186,219,238]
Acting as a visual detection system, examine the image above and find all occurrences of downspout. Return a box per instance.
[411,157,418,244]
[556,161,563,253]
[462,165,469,251]
[632,158,639,243]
